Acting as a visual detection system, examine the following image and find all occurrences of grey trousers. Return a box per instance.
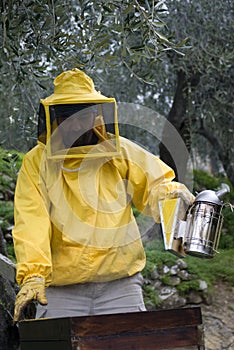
[36,272,146,318]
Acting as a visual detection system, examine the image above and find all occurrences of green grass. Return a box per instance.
[143,244,234,287]
[142,244,234,307]
[184,249,234,286]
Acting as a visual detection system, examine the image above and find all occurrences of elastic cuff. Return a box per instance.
[22,275,45,285]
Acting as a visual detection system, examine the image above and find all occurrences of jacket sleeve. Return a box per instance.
[12,147,52,286]
[118,137,194,222]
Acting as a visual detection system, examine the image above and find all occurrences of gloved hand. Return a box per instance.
[158,181,195,206]
[150,181,195,223]
[14,276,47,323]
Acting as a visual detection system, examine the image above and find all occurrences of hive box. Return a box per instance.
[19,307,204,350]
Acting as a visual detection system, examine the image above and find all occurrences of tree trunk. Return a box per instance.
[159,66,234,188]
[159,69,192,184]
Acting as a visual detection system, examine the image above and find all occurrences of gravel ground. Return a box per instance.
[201,282,234,350]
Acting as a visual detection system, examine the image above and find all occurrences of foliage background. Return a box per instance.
[0,0,233,187]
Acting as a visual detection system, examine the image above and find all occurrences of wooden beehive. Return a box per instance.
[19,307,205,350]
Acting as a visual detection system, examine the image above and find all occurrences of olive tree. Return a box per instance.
[0,0,185,151]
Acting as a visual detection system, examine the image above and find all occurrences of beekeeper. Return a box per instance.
[12,69,194,322]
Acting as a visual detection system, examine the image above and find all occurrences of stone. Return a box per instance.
[186,290,203,304]
[152,280,162,290]
[159,291,187,309]
[176,258,188,270]
[199,280,208,291]
[162,265,170,274]
[158,286,177,300]
[0,253,16,283]
[202,292,213,305]
[177,269,196,281]
[151,266,159,280]
[145,300,156,311]
[167,276,181,286]
[170,265,179,275]
[4,233,13,243]
[143,278,152,286]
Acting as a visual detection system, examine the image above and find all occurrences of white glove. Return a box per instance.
[158,181,195,205]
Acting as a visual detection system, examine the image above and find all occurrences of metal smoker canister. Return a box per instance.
[183,185,230,258]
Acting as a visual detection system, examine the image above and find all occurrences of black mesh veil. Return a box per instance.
[38,102,118,156]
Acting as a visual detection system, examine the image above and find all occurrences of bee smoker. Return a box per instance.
[183,184,230,258]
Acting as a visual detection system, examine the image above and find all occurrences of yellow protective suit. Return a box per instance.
[12,69,194,287]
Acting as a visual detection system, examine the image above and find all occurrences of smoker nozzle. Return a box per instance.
[215,183,230,200]
[195,183,230,205]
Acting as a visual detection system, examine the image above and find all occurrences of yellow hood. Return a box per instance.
[43,68,112,104]
[38,69,120,159]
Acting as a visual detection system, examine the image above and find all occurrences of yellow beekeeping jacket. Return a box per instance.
[12,136,179,286]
